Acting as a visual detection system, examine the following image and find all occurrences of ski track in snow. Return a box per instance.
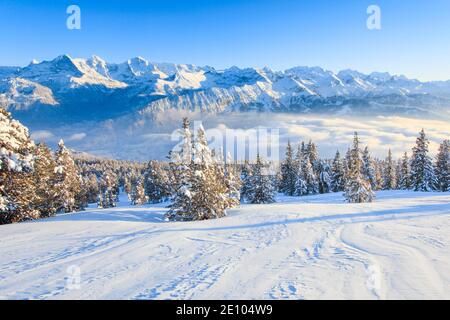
[0,191,449,300]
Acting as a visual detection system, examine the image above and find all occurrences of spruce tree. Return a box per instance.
[144,160,171,203]
[166,119,194,220]
[54,140,83,213]
[0,108,38,224]
[33,143,58,217]
[344,132,375,203]
[246,154,276,204]
[130,177,148,205]
[398,152,411,190]
[331,150,345,192]
[435,140,449,192]
[98,172,118,208]
[240,161,253,202]
[410,129,437,191]
[318,161,331,194]
[383,149,397,190]
[362,146,376,189]
[280,141,297,196]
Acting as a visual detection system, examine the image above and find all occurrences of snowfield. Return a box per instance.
[0,191,449,300]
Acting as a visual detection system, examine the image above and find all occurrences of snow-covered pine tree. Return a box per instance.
[410,129,437,192]
[169,124,233,220]
[124,175,132,196]
[293,143,307,196]
[383,149,397,190]
[130,177,148,205]
[302,156,319,195]
[240,160,253,202]
[224,154,241,208]
[0,108,38,224]
[318,161,331,194]
[306,140,320,173]
[54,139,83,213]
[144,160,171,203]
[331,150,345,192]
[246,153,276,204]
[190,125,233,219]
[98,172,118,208]
[86,173,100,203]
[344,132,375,203]
[165,118,194,220]
[435,140,449,192]
[362,146,376,189]
[398,152,411,190]
[280,141,297,196]
[374,161,384,191]
[32,143,58,217]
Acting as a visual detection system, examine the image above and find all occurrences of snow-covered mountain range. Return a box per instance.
[1,54,450,125]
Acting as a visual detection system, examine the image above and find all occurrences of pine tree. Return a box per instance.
[166,122,235,221]
[435,140,449,192]
[331,150,345,192]
[98,172,118,208]
[306,141,320,173]
[240,161,253,202]
[302,156,319,195]
[398,152,411,190]
[224,154,241,208]
[410,129,437,191]
[374,161,384,191]
[362,146,376,189]
[318,161,331,194]
[87,174,100,203]
[344,132,375,203]
[130,177,148,205]
[144,160,171,203]
[280,141,297,196]
[124,175,132,196]
[54,140,83,213]
[32,143,58,217]
[246,154,276,204]
[0,108,38,224]
[383,149,397,190]
[166,118,194,220]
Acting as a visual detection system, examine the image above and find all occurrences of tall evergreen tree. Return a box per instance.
[398,152,411,190]
[246,154,276,204]
[344,132,375,203]
[331,150,345,192]
[280,141,297,196]
[362,146,376,189]
[410,129,437,191]
[240,160,253,202]
[0,108,38,224]
[54,140,83,213]
[98,172,118,208]
[383,149,397,190]
[130,177,148,205]
[144,160,171,203]
[318,161,331,194]
[33,143,58,217]
[435,140,449,192]
[166,123,236,220]
[302,156,319,195]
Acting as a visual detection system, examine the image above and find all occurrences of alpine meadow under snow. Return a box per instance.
[0,191,449,300]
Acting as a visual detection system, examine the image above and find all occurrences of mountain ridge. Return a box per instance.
[1,54,450,124]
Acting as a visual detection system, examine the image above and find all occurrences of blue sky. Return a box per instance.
[1,0,449,81]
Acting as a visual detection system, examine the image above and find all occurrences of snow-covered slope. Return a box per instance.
[0,191,448,300]
[1,55,450,124]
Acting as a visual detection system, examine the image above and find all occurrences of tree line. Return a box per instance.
[1,108,449,224]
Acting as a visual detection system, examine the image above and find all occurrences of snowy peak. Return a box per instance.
[1,54,450,122]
